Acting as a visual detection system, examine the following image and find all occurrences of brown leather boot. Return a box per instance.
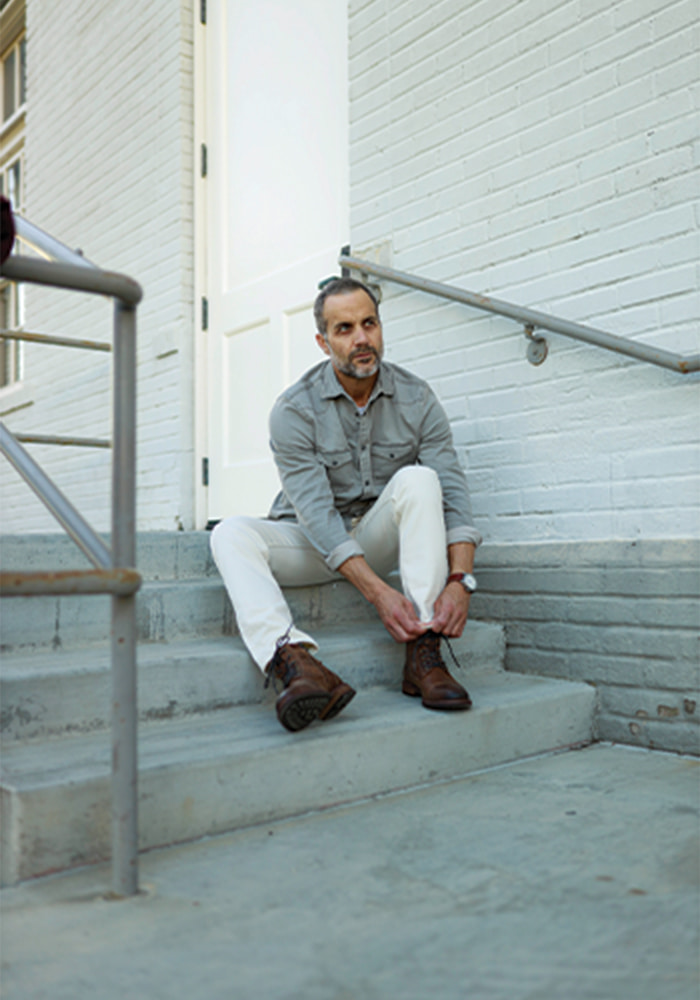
[265,643,356,732]
[403,630,472,711]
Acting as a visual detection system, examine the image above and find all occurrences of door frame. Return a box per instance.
[193,5,209,529]
[192,0,349,529]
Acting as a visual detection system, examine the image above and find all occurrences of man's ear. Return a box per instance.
[316,333,330,355]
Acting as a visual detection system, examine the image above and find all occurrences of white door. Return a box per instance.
[203,0,349,520]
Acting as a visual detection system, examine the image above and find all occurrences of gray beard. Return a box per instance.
[337,358,380,379]
[332,346,383,380]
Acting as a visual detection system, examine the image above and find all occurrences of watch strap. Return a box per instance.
[447,572,477,593]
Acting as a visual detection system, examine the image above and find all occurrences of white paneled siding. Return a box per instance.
[0,0,195,532]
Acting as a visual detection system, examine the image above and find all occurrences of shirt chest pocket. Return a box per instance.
[319,448,356,498]
[371,441,417,483]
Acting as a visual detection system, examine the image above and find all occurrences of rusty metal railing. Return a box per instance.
[0,213,142,897]
[340,251,700,375]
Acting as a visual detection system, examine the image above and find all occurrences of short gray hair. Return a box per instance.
[313,277,380,338]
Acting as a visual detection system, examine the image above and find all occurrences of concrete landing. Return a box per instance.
[1,743,697,1000]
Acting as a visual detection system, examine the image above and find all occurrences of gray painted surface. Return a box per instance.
[1,532,695,885]
[2,533,697,753]
[0,622,504,741]
[1,673,594,885]
[2,532,598,886]
[1,744,698,1000]
[471,539,700,754]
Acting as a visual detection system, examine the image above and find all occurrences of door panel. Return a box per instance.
[205,0,349,519]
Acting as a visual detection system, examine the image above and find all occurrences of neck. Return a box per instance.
[332,366,379,408]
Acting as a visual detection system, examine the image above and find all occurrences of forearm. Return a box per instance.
[447,541,476,576]
[337,554,426,642]
[336,553,390,604]
[431,542,476,638]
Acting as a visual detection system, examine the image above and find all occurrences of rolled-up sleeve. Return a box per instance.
[269,398,364,569]
[416,388,483,548]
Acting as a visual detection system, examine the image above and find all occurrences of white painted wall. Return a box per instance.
[0,0,196,533]
[348,0,699,544]
[2,0,697,547]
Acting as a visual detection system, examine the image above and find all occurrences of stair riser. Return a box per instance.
[1,682,596,885]
[0,623,506,740]
[0,532,217,581]
[0,578,388,652]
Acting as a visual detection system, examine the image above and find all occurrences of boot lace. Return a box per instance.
[264,624,294,692]
[417,629,462,674]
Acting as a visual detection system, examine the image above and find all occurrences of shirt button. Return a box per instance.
[364,480,370,486]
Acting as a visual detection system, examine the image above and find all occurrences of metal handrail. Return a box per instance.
[1,255,142,305]
[340,252,700,375]
[0,215,142,897]
[13,433,111,448]
[0,422,112,567]
[0,568,141,596]
[0,328,111,351]
[13,214,97,268]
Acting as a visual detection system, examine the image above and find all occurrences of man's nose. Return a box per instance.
[353,324,370,344]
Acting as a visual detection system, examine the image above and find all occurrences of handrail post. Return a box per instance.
[110,300,139,897]
[2,218,143,895]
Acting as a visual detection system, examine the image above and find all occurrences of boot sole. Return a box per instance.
[277,692,331,732]
[319,684,356,722]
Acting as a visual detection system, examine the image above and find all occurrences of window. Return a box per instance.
[0,153,23,387]
[0,0,26,390]
[1,30,25,125]
[0,280,21,386]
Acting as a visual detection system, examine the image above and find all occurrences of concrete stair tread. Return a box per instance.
[1,621,506,741]
[2,671,591,787]
[0,619,502,677]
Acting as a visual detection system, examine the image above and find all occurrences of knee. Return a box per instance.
[210,515,266,562]
[393,464,441,497]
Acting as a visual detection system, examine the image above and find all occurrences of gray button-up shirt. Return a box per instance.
[268,360,482,570]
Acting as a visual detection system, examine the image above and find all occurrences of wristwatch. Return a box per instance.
[446,572,478,593]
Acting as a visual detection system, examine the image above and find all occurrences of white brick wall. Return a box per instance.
[2,0,697,546]
[349,0,699,545]
[0,0,195,533]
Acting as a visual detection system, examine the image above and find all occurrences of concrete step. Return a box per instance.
[0,621,505,741]
[0,531,217,581]
[0,530,223,652]
[1,575,407,652]
[1,581,226,652]
[0,670,596,885]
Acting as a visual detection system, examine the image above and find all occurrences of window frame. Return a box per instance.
[0,0,26,393]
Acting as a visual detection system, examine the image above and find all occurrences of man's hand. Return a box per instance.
[337,555,427,643]
[372,585,428,643]
[430,580,470,638]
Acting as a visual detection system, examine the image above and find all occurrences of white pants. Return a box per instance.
[210,465,449,671]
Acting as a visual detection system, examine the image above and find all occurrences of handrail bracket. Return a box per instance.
[524,324,548,366]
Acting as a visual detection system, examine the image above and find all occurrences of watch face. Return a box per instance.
[463,573,477,592]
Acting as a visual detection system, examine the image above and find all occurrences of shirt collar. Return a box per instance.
[320,360,396,402]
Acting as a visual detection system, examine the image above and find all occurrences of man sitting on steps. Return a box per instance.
[211,277,482,732]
